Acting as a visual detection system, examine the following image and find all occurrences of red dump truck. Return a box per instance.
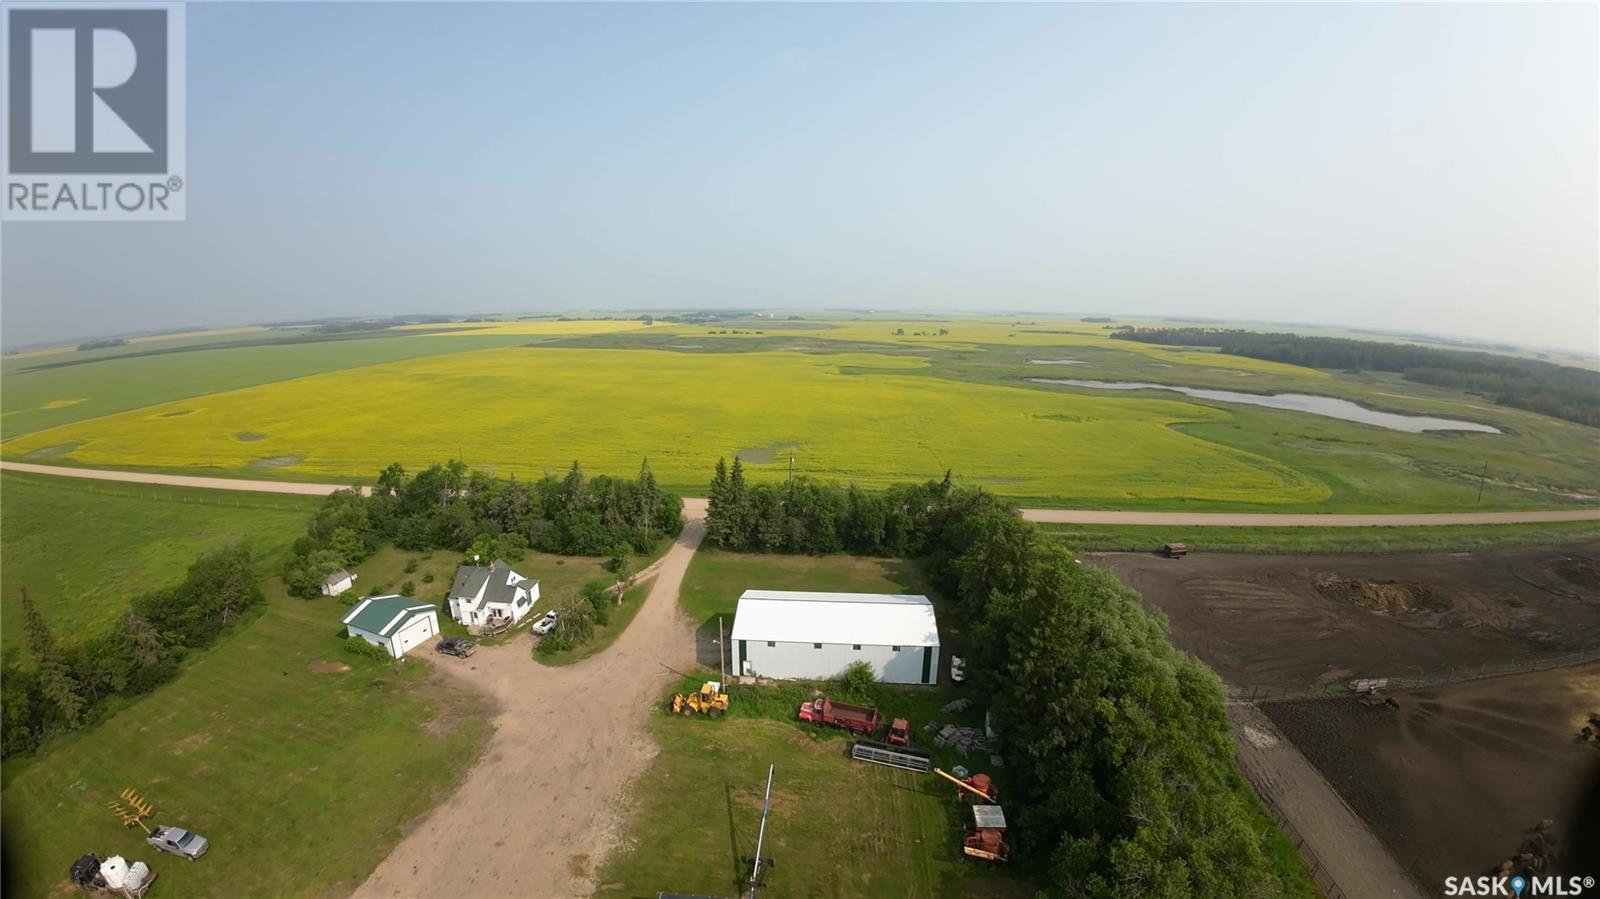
[797,697,882,734]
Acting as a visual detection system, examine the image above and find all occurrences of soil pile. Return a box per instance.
[1314,574,1445,613]
[1553,555,1600,590]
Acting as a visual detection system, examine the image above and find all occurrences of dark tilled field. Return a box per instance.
[1097,544,1600,691]
[1264,665,1600,891]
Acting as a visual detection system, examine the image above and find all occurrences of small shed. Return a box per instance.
[321,569,356,596]
[729,590,941,685]
[342,595,439,658]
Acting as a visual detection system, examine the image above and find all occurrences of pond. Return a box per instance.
[1027,379,1501,434]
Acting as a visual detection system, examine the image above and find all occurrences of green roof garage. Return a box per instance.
[342,595,440,658]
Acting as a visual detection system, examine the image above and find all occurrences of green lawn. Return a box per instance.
[0,472,321,653]
[679,549,934,631]
[598,677,1033,899]
[1041,519,1600,554]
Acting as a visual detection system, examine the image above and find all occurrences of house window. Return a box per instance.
[891,645,901,651]
[767,641,776,647]
[852,644,861,651]
[813,643,822,649]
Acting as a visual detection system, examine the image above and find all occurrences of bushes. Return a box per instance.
[836,660,878,705]
[580,580,612,626]
[536,600,595,654]
[343,636,391,662]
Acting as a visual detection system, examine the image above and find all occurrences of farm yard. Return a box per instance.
[2,317,1596,512]
[597,550,1029,898]
[1098,545,1600,693]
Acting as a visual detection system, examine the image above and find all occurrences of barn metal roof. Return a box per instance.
[729,590,939,647]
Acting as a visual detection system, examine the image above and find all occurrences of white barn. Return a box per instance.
[342,595,440,658]
[730,590,941,685]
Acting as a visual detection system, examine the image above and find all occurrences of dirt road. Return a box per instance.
[1228,704,1426,899]
[351,514,706,899]
[6,461,1596,526]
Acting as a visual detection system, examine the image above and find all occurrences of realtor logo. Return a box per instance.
[3,2,186,220]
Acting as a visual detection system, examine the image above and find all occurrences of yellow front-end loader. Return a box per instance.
[670,681,729,717]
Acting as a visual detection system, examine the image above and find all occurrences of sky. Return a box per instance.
[2,2,1596,354]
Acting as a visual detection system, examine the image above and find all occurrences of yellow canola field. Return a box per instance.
[2,348,1331,504]
[395,320,652,336]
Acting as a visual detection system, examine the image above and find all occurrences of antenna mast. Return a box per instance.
[748,764,775,898]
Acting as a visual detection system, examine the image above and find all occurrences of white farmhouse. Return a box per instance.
[342,595,440,658]
[730,590,941,685]
[321,568,356,597]
[447,559,539,628]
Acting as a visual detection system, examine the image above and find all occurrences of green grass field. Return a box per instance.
[0,472,321,653]
[0,480,490,899]
[678,549,934,635]
[597,712,1033,899]
[1042,520,1600,554]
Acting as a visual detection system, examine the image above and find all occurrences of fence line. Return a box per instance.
[1253,792,1348,899]
[1229,644,1600,703]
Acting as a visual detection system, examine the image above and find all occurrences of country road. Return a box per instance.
[4,460,1599,526]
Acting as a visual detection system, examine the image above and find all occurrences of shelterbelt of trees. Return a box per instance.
[704,460,1306,898]
[1112,327,1600,428]
[282,459,684,598]
[3,548,261,757]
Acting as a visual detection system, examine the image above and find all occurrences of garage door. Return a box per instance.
[394,615,436,656]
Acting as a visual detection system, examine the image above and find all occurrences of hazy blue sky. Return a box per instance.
[3,2,1596,353]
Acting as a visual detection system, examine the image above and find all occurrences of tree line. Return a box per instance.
[703,463,1308,897]
[1112,327,1600,428]
[284,459,683,598]
[707,457,962,556]
[2,546,262,757]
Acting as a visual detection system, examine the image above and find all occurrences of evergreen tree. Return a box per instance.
[707,457,730,545]
[21,588,83,727]
[727,456,750,549]
[636,459,662,543]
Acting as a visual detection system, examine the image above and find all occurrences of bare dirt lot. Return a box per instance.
[1098,544,1600,691]
[1264,665,1600,891]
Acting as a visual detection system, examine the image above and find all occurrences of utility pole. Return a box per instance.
[787,455,794,486]
[719,615,726,683]
[1476,461,1488,503]
[748,764,775,898]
